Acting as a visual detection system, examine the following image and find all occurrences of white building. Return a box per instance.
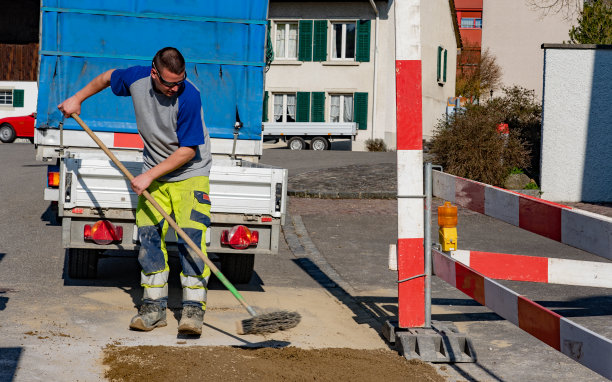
[481,1,578,99]
[0,82,38,119]
[265,0,460,150]
[540,44,612,202]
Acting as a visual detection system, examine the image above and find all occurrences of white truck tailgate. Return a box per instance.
[62,156,287,217]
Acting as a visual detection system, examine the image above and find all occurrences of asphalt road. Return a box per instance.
[263,146,612,382]
[0,142,610,381]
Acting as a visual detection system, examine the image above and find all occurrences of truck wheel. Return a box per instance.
[220,253,254,284]
[310,136,329,151]
[68,248,99,279]
[0,123,16,143]
[287,137,306,150]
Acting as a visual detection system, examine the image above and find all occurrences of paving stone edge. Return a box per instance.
[282,213,383,329]
[288,189,541,199]
[288,190,396,199]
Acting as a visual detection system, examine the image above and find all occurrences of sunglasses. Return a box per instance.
[152,62,186,88]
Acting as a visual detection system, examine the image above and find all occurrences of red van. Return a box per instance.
[0,113,35,143]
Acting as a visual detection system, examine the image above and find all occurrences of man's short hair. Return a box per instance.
[153,47,186,75]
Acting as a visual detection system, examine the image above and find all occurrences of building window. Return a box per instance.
[273,93,296,123]
[332,22,356,60]
[275,22,298,59]
[0,90,13,106]
[460,18,482,29]
[330,94,353,123]
[437,46,448,84]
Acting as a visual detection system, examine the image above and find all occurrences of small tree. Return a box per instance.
[569,0,612,44]
[456,48,502,102]
[527,0,583,18]
[431,86,541,186]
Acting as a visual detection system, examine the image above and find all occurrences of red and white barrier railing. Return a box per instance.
[433,170,612,261]
[450,250,612,288]
[433,248,612,379]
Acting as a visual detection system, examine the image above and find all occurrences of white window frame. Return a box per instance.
[273,93,297,123]
[329,94,354,123]
[460,17,482,29]
[331,21,357,61]
[274,22,298,60]
[0,89,13,106]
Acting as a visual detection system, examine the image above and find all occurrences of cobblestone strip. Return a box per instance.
[281,212,306,257]
[288,190,396,199]
[282,213,381,328]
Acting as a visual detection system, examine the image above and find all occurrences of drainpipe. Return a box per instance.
[368,0,379,140]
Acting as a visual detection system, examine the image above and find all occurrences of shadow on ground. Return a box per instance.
[62,250,266,311]
[0,347,22,382]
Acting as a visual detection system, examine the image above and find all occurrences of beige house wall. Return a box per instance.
[266,1,457,150]
[267,1,389,151]
[481,0,577,100]
[421,0,458,140]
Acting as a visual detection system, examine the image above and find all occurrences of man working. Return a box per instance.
[58,47,212,335]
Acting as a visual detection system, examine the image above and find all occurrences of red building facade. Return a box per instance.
[454,0,482,75]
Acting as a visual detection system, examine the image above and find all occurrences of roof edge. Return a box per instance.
[542,43,612,50]
[449,0,463,49]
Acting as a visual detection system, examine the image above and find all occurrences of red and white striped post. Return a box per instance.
[395,0,425,328]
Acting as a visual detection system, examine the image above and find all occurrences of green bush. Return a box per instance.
[365,138,388,152]
[431,86,541,187]
[524,181,539,190]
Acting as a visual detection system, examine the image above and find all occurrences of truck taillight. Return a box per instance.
[220,225,258,250]
[47,165,60,187]
[84,220,123,245]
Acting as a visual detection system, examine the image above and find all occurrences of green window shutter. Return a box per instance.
[265,21,274,67]
[262,91,269,122]
[298,20,313,62]
[13,89,24,108]
[313,20,328,62]
[356,20,371,62]
[443,49,448,83]
[311,92,325,122]
[296,92,310,122]
[353,92,368,130]
[437,46,443,82]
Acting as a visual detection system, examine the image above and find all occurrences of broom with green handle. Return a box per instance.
[71,113,301,335]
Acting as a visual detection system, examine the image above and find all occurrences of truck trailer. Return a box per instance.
[262,122,358,150]
[35,0,285,283]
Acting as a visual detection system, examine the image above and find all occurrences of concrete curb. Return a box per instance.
[288,190,396,199]
[281,213,382,329]
[288,189,538,199]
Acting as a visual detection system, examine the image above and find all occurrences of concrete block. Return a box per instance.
[390,321,477,363]
[382,320,397,344]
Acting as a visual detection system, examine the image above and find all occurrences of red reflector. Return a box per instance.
[220,225,259,250]
[84,220,123,245]
[261,217,272,222]
[84,224,92,239]
[72,208,84,214]
[48,172,60,187]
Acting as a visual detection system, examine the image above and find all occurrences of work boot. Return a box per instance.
[129,303,167,331]
[178,305,204,335]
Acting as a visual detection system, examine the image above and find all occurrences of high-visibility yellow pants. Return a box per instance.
[135,176,211,311]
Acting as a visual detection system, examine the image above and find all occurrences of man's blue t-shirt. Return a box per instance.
[110,66,212,181]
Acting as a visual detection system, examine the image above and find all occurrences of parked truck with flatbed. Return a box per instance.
[35,0,284,283]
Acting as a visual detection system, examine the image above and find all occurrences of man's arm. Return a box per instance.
[58,69,115,117]
[130,146,197,195]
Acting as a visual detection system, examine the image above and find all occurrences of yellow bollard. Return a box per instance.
[438,201,458,251]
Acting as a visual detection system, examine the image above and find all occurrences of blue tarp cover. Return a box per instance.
[37,0,268,140]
